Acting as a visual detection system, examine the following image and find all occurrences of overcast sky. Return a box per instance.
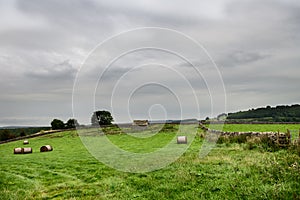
[0,0,300,126]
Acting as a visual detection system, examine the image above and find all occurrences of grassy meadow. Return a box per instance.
[0,124,300,199]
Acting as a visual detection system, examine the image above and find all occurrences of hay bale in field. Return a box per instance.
[40,145,53,152]
[23,140,29,145]
[177,136,187,144]
[14,147,23,154]
[23,147,32,154]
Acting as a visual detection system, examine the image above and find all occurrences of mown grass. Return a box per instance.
[0,126,300,199]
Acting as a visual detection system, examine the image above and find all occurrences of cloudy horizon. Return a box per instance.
[1,0,300,126]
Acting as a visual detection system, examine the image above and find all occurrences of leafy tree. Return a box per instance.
[217,113,227,120]
[91,110,114,126]
[51,119,65,130]
[65,118,79,129]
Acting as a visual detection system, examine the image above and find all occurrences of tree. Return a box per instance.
[91,110,114,126]
[51,119,65,130]
[65,118,79,129]
[217,113,227,121]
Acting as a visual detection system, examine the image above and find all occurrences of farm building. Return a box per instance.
[133,120,149,126]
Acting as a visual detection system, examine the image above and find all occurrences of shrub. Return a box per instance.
[160,124,178,132]
[245,136,261,150]
[288,142,300,157]
[231,134,248,144]
[260,135,279,152]
[217,136,229,144]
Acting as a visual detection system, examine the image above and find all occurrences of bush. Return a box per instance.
[260,135,279,152]
[288,142,300,157]
[244,137,261,150]
[160,124,178,132]
[294,145,300,157]
[217,136,229,144]
[217,134,249,144]
[231,134,248,144]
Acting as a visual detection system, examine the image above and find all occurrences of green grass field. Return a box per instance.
[1,125,300,199]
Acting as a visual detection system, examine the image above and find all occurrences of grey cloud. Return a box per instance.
[1,0,300,125]
[220,51,270,68]
[27,60,76,80]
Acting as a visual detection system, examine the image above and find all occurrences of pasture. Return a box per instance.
[0,124,300,199]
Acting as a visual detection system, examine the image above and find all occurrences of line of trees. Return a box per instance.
[227,104,300,122]
[50,118,79,130]
[0,129,14,141]
[50,110,114,130]
[0,127,51,141]
[1,110,113,141]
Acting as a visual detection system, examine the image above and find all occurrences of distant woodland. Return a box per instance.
[0,127,50,141]
[226,104,300,122]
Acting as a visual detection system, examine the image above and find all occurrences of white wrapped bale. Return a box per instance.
[23,147,32,154]
[177,136,187,144]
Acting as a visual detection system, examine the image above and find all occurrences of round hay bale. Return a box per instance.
[14,147,23,154]
[23,147,32,154]
[23,140,29,145]
[40,145,53,152]
[177,136,187,144]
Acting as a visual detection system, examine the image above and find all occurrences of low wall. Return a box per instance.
[199,123,293,147]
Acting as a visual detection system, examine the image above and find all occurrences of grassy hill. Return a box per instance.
[226,104,300,122]
[1,126,300,199]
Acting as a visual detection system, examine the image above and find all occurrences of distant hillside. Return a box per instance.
[0,126,51,141]
[227,104,300,122]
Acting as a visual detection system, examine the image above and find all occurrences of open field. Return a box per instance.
[1,125,300,199]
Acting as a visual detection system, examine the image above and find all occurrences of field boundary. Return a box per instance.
[199,123,300,148]
[0,129,74,144]
[200,121,300,124]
